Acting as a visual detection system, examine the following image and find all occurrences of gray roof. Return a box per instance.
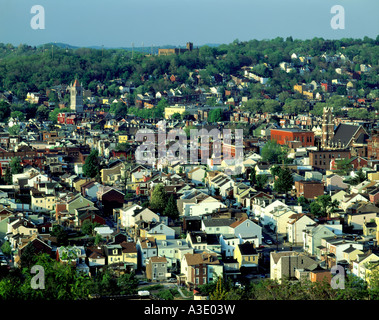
[202,218,235,227]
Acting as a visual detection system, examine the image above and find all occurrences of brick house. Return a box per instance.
[309,150,350,171]
[270,128,315,147]
[181,251,222,289]
[295,180,324,200]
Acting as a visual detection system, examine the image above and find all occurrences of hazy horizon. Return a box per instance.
[0,0,378,48]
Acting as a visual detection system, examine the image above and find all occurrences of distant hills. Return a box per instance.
[39,42,221,53]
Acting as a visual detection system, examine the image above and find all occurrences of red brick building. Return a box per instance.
[270,128,314,147]
[295,180,324,200]
[367,130,379,160]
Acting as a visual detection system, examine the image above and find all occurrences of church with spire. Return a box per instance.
[320,107,369,157]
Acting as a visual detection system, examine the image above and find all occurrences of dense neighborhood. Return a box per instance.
[0,37,379,300]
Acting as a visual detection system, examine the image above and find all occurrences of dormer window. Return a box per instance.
[196,236,202,243]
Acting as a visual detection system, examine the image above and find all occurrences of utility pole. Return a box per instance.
[132,42,134,59]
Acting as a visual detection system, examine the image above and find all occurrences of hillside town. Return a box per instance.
[0,39,379,300]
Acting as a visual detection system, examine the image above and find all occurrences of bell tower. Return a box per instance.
[69,79,84,113]
[321,107,334,149]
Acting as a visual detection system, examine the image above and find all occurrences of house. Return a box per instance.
[182,194,226,217]
[156,239,193,269]
[340,194,369,211]
[342,245,364,264]
[118,204,160,228]
[270,251,320,283]
[30,189,55,213]
[352,252,379,284]
[142,222,175,240]
[120,241,138,271]
[287,214,315,244]
[14,234,53,267]
[105,244,124,265]
[146,256,169,282]
[346,202,379,231]
[302,224,336,256]
[187,167,206,185]
[76,209,106,228]
[86,245,107,268]
[56,245,86,266]
[180,251,222,289]
[136,237,158,269]
[94,226,114,240]
[208,173,235,198]
[219,234,241,258]
[186,231,221,256]
[97,185,124,216]
[295,180,324,200]
[233,241,259,271]
[229,217,262,245]
[320,236,364,268]
[81,180,101,201]
[201,218,235,235]
[100,160,125,185]
[369,187,379,205]
[325,174,349,192]
[65,193,94,215]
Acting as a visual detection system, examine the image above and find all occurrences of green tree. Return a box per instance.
[8,124,21,136]
[50,225,68,246]
[208,108,223,122]
[9,157,22,175]
[256,174,268,190]
[83,149,100,179]
[117,272,139,295]
[261,140,289,164]
[0,241,11,256]
[149,184,168,213]
[210,277,227,300]
[163,194,179,219]
[273,166,294,195]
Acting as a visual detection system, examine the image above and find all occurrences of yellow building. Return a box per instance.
[31,193,56,213]
[293,84,303,94]
[118,134,130,144]
[73,178,88,193]
[233,241,259,269]
[164,105,187,119]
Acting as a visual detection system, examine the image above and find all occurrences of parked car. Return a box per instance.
[265,239,273,245]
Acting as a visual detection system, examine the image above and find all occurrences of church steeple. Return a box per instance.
[69,79,84,113]
[321,107,334,149]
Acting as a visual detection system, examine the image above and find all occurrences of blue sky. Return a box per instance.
[0,0,378,47]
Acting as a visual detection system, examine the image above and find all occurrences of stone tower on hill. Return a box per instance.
[69,79,84,113]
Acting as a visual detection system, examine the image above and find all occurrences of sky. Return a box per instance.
[0,0,378,48]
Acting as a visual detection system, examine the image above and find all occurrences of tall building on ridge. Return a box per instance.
[69,79,84,113]
[321,107,334,149]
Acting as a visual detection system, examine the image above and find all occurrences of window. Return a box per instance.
[196,268,199,275]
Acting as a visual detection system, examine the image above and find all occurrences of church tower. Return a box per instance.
[321,107,334,149]
[69,79,84,113]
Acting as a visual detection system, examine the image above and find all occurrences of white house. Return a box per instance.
[119,204,160,228]
[229,217,262,245]
[148,223,175,239]
[287,214,315,244]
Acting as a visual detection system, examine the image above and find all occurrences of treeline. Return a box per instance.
[0,36,378,99]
